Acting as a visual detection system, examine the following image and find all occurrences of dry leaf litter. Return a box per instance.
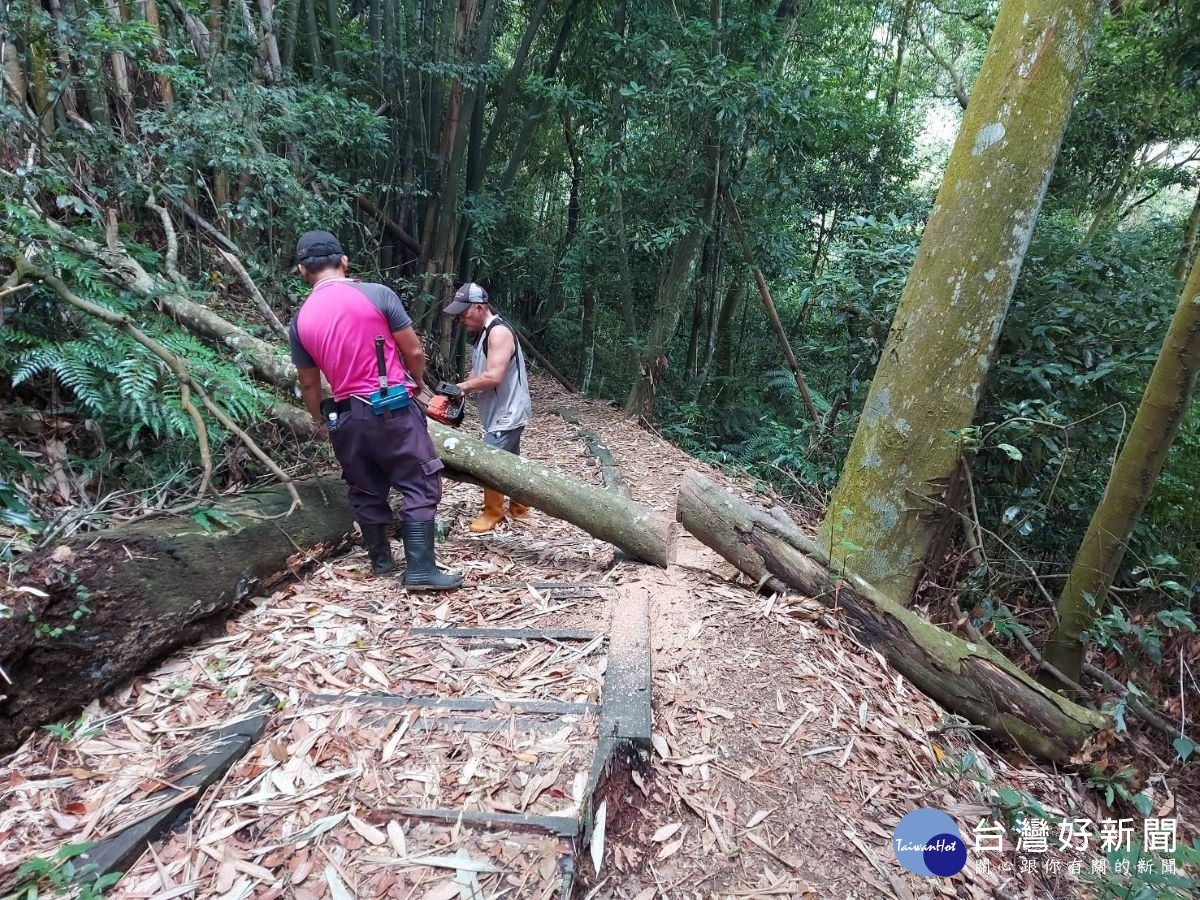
[1,377,1193,899]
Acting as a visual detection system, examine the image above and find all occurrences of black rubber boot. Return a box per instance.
[400,520,462,591]
[360,523,396,576]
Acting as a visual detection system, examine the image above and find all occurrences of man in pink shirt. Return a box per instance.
[290,230,461,591]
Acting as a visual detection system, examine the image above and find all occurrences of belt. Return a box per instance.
[332,396,381,413]
[333,394,411,415]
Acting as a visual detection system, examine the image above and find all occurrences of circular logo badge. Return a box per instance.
[892,808,967,877]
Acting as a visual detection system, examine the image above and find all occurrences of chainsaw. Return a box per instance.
[425,381,466,427]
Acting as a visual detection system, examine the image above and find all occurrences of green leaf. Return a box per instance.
[1132,791,1154,817]
[1173,736,1196,762]
[996,443,1023,461]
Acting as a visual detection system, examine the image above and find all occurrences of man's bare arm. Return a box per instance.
[393,325,426,388]
[297,367,324,424]
[459,326,513,394]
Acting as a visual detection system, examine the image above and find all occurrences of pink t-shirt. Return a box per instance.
[290,279,415,400]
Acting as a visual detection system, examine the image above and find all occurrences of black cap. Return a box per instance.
[296,230,344,264]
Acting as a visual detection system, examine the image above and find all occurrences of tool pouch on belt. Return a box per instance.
[368,335,411,415]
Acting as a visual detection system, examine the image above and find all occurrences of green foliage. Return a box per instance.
[1084,839,1200,900]
[977,213,1200,584]
[8,841,121,898]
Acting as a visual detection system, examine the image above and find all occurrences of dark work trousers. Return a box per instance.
[329,399,444,525]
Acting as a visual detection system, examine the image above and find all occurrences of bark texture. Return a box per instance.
[1043,253,1200,683]
[0,480,355,753]
[819,0,1104,603]
[678,473,1108,762]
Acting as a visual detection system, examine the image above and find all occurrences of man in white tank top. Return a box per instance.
[443,283,533,532]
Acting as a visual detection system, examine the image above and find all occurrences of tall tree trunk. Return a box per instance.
[256,0,284,84]
[818,0,1105,604]
[281,0,301,71]
[27,41,54,138]
[422,0,497,333]
[369,0,383,89]
[324,0,343,73]
[885,0,917,114]
[495,0,578,195]
[684,284,703,382]
[625,142,721,417]
[696,272,744,400]
[535,110,582,335]
[472,0,551,194]
[1081,84,1168,247]
[1172,186,1200,280]
[44,0,84,122]
[102,0,136,131]
[60,0,113,127]
[303,0,323,70]
[141,0,176,105]
[724,186,821,423]
[1043,253,1200,685]
[603,0,636,342]
[578,284,596,392]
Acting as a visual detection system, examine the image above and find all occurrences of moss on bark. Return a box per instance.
[680,473,1108,762]
[1044,254,1200,684]
[819,0,1105,603]
[0,480,355,753]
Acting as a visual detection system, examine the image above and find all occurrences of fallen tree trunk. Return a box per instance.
[0,479,356,754]
[431,424,673,567]
[271,408,670,566]
[677,473,1108,762]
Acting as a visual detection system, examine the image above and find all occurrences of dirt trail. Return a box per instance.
[1,377,1185,899]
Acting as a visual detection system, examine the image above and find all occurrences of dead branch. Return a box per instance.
[216,248,289,338]
[144,190,181,282]
[722,185,821,424]
[14,260,301,517]
[161,190,241,255]
[355,194,422,253]
[916,21,969,110]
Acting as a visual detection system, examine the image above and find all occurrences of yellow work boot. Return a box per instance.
[508,498,530,518]
[469,488,505,533]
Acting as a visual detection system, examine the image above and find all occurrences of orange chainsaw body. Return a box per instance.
[426,382,466,427]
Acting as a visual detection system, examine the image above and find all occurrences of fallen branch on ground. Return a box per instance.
[556,410,629,497]
[13,260,301,515]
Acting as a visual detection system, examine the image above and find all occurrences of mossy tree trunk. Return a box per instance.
[818,0,1104,603]
[1172,185,1200,281]
[1043,254,1200,685]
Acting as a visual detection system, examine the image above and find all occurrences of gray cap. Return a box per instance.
[444,282,488,316]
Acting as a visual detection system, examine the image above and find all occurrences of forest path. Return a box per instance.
[1,378,1111,899]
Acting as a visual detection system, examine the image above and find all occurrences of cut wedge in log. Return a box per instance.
[676,472,1109,763]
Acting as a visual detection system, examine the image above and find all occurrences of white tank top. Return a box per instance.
[471,316,532,433]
